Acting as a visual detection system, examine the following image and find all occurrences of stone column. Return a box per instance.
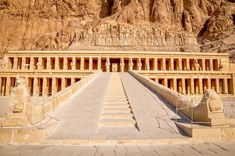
[63,57,67,70]
[171,58,174,70]
[208,78,211,89]
[182,78,186,94]
[138,58,142,71]
[202,59,205,71]
[5,77,11,96]
[173,78,177,91]
[61,77,65,90]
[106,57,110,72]
[154,58,158,71]
[129,58,133,71]
[80,57,84,70]
[179,58,182,71]
[52,77,56,96]
[98,57,101,71]
[155,77,159,83]
[72,57,76,71]
[30,57,34,70]
[146,58,150,71]
[55,57,59,70]
[33,77,38,96]
[162,58,166,70]
[164,78,168,88]
[232,73,235,95]
[199,78,203,94]
[210,59,213,71]
[37,57,42,70]
[186,59,190,71]
[13,57,18,69]
[89,57,93,71]
[42,77,47,97]
[191,78,194,94]
[120,58,125,72]
[224,78,228,94]
[46,57,51,70]
[216,78,220,94]
[71,77,75,85]
[22,57,26,70]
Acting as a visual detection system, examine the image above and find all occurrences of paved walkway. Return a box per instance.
[48,73,184,139]
[0,141,235,156]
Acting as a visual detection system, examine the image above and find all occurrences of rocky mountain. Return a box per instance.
[0,0,234,59]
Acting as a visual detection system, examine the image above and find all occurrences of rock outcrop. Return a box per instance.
[0,0,234,57]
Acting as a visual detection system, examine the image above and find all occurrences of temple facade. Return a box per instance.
[0,50,234,97]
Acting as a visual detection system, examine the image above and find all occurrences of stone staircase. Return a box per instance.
[98,73,137,128]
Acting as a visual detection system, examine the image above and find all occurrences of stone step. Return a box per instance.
[99,119,136,127]
[103,105,130,109]
[104,101,129,105]
[101,113,134,119]
[102,108,131,114]
[105,99,128,102]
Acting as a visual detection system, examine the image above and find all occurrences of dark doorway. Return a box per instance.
[110,58,121,72]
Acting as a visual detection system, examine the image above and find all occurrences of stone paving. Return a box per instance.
[0,141,235,156]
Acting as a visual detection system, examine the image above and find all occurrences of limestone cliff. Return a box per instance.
[0,0,234,58]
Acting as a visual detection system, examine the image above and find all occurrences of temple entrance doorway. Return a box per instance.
[110,58,120,72]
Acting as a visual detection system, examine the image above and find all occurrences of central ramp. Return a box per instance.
[49,73,184,139]
[98,73,138,129]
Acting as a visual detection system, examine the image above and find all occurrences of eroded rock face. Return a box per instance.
[0,0,234,56]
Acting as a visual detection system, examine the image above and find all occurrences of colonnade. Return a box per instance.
[5,56,223,72]
[0,76,81,96]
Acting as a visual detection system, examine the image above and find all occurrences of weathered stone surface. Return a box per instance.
[0,0,234,57]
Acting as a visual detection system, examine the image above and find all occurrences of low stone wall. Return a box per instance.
[129,71,226,126]
[31,71,101,123]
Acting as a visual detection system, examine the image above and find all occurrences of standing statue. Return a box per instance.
[11,77,31,113]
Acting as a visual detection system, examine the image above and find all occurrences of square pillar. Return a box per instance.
[0,77,2,96]
[216,78,220,94]
[164,78,168,88]
[61,77,65,90]
[106,57,110,72]
[98,57,102,71]
[63,57,68,70]
[37,57,42,70]
[5,77,11,96]
[179,58,182,71]
[89,57,93,71]
[22,57,26,70]
[182,78,186,94]
[191,78,194,94]
[154,58,158,71]
[52,77,56,96]
[202,59,205,71]
[129,58,133,71]
[199,78,203,94]
[155,77,159,83]
[173,78,177,91]
[47,57,51,70]
[30,57,34,70]
[80,57,84,70]
[42,77,47,97]
[162,58,166,70]
[224,78,228,94]
[72,57,76,71]
[120,58,125,72]
[55,57,59,70]
[208,78,211,89]
[146,58,150,71]
[13,57,18,69]
[138,58,142,71]
[210,59,213,71]
[186,59,190,71]
[171,58,174,71]
[232,73,235,95]
[33,77,38,96]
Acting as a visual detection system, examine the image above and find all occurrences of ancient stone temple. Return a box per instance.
[0,50,234,97]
